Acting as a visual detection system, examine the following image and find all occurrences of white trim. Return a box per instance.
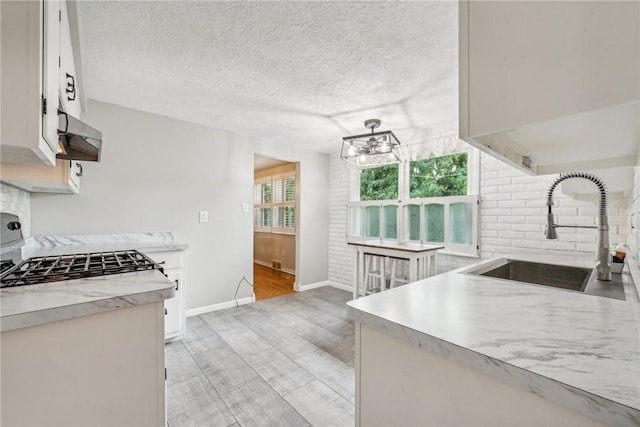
[296,280,352,293]
[327,281,353,292]
[254,259,295,276]
[186,295,255,317]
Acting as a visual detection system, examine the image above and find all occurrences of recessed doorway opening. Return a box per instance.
[253,154,298,300]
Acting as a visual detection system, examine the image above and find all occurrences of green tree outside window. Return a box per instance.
[360,164,399,201]
[409,153,467,198]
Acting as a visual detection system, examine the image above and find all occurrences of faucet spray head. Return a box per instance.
[545,213,558,239]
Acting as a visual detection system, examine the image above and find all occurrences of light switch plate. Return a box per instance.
[242,203,249,213]
[199,211,209,223]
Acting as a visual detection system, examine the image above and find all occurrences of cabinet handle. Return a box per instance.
[165,308,168,315]
[157,261,166,265]
[66,73,76,101]
[174,279,179,291]
[57,109,69,135]
[75,163,83,177]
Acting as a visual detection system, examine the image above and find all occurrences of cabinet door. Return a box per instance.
[58,0,81,118]
[42,0,61,152]
[164,272,182,338]
[68,161,82,192]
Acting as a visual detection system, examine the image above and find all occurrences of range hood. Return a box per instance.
[57,111,103,162]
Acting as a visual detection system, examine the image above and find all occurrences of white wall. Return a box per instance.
[328,150,631,288]
[0,182,31,237]
[629,167,640,263]
[30,100,329,311]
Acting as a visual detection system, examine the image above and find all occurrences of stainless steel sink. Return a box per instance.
[464,259,626,300]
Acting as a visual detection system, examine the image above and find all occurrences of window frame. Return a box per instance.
[254,171,296,235]
[347,148,480,257]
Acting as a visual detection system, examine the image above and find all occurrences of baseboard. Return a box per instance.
[186,294,255,317]
[254,260,295,275]
[326,281,353,292]
[296,280,352,293]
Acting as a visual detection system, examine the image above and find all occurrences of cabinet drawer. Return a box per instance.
[147,251,183,270]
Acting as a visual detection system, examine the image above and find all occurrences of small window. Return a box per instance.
[423,204,445,243]
[254,172,296,234]
[360,164,399,201]
[410,153,468,198]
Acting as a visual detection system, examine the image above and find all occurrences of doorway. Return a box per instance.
[253,154,297,300]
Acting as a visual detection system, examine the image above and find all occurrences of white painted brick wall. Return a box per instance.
[328,153,352,287]
[478,154,630,264]
[327,151,632,289]
[0,182,31,237]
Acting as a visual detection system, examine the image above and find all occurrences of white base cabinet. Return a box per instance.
[0,302,166,427]
[146,250,186,340]
[355,323,608,427]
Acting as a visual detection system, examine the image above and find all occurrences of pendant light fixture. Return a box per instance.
[340,119,401,167]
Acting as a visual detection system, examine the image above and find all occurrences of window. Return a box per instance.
[409,153,468,198]
[348,149,479,256]
[254,172,296,234]
[360,164,399,201]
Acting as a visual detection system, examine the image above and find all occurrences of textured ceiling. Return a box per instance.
[77,1,458,154]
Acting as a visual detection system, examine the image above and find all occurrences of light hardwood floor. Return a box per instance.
[253,263,295,301]
[166,286,355,427]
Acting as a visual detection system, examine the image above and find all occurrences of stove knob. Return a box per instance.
[7,221,21,231]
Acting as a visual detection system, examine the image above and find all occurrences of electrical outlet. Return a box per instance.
[242,202,249,213]
[199,211,209,223]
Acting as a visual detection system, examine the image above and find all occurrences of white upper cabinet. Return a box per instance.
[59,0,81,119]
[1,0,60,166]
[459,1,640,175]
[0,160,82,194]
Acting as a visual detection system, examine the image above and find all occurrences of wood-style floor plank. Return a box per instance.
[166,286,355,427]
[284,379,355,427]
[253,263,295,300]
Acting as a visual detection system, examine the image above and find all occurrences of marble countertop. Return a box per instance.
[346,254,640,427]
[1,270,174,332]
[1,232,187,333]
[20,232,189,258]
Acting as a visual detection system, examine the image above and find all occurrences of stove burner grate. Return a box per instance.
[0,250,162,288]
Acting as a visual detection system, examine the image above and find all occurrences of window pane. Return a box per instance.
[382,205,397,239]
[273,207,282,227]
[262,207,271,227]
[284,177,295,202]
[262,182,272,203]
[253,183,262,205]
[449,202,473,245]
[423,204,444,243]
[410,153,467,198]
[284,206,295,228]
[349,205,363,237]
[365,206,380,238]
[253,208,262,227]
[273,179,283,203]
[405,204,421,241]
[360,164,399,201]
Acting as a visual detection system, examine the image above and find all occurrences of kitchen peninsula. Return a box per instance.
[347,256,640,427]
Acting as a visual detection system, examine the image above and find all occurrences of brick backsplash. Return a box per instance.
[327,149,632,288]
[0,182,31,237]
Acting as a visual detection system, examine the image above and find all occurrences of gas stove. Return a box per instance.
[0,213,163,288]
[0,250,162,288]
